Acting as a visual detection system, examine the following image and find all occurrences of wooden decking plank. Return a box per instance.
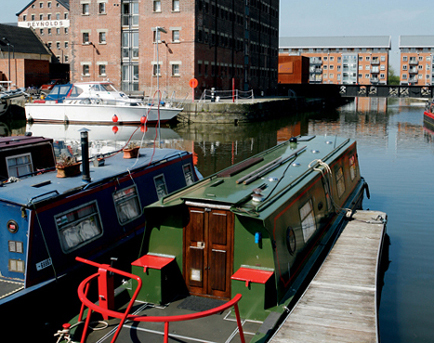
[270,210,386,343]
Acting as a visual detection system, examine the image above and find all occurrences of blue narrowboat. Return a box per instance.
[0,135,199,338]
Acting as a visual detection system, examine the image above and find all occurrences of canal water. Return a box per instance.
[1,97,433,342]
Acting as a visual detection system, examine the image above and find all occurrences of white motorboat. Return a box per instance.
[25,82,182,124]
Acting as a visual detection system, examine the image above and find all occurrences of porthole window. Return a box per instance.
[7,220,19,234]
[286,227,296,254]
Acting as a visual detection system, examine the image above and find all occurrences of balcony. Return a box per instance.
[309,76,322,83]
[310,59,322,66]
[370,78,379,84]
[371,59,380,65]
[371,67,380,74]
[408,59,419,65]
[408,67,418,74]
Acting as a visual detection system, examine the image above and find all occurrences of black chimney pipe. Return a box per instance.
[80,128,91,182]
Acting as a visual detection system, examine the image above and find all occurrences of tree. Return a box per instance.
[388,65,400,85]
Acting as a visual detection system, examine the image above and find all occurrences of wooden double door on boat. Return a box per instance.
[184,206,234,300]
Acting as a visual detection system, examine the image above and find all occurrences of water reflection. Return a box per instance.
[1,98,434,342]
[25,122,184,157]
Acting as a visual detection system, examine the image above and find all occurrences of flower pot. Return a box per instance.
[56,163,81,178]
[123,146,140,159]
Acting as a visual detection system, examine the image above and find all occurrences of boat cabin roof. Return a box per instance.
[0,136,53,150]
[0,148,190,208]
[154,136,355,220]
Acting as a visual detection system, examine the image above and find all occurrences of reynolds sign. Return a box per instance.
[18,20,70,28]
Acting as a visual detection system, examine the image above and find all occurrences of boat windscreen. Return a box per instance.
[46,84,73,101]
[70,86,84,97]
[100,83,117,92]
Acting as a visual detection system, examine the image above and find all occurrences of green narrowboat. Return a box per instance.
[62,135,369,343]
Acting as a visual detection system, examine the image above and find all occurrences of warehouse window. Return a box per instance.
[153,0,161,12]
[82,3,90,15]
[82,64,90,76]
[172,0,180,11]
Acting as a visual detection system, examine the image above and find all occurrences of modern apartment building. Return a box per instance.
[68,0,279,98]
[399,35,434,86]
[279,36,391,85]
[17,0,71,64]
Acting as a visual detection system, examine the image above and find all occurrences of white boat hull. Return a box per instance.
[25,103,181,124]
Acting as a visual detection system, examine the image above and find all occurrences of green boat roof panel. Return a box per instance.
[157,136,355,219]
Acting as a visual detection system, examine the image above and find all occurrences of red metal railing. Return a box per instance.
[75,257,245,343]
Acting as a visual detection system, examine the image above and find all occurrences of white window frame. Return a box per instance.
[98,30,107,44]
[55,201,103,254]
[171,63,180,76]
[6,153,33,178]
[113,185,142,225]
[299,200,316,243]
[172,0,180,12]
[153,0,161,12]
[98,1,107,14]
[154,174,168,199]
[81,63,91,76]
[81,1,90,15]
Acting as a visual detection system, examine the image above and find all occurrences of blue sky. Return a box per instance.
[2,1,434,70]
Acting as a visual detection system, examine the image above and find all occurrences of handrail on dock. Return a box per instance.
[74,257,245,343]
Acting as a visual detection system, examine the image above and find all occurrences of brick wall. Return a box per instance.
[0,59,49,88]
[17,0,71,63]
[69,0,279,97]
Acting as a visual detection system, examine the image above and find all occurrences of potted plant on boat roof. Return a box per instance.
[56,154,81,178]
[123,141,140,159]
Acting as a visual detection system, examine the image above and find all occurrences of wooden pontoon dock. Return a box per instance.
[270,210,387,343]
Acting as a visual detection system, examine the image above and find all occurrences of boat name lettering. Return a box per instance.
[36,258,52,271]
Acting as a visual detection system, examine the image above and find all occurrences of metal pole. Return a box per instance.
[155,27,166,148]
[7,43,10,90]
[156,30,160,147]
[80,128,91,182]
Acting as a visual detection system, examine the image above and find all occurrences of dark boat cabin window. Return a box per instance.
[300,199,316,243]
[349,155,357,181]
[154,174,168,199]
[6,153,33,177]
[322,179,333,212]
[335,167,346,198]
[55,201,103,253]
[183,164,195,186]
[113,185,142,224]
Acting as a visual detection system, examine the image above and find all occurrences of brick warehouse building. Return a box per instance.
[17,0,71,64]
[69,0,279,98]
[279,36,391,85]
